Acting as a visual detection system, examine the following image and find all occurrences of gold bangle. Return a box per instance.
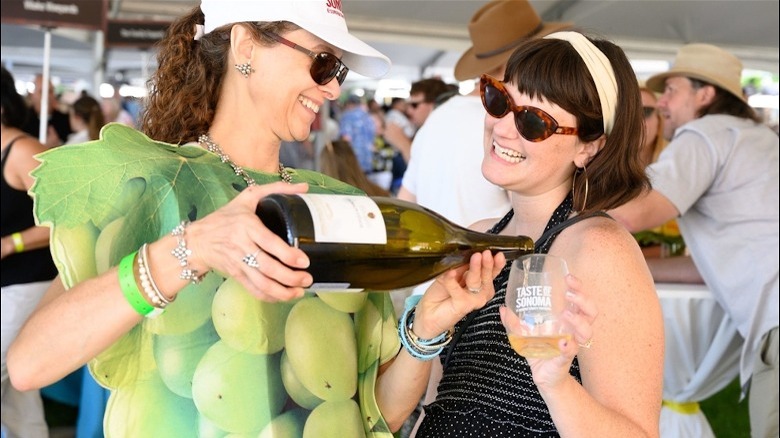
[11,232,24,253]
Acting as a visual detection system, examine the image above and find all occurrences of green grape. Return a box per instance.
[94,216,125,275]
[89,325,156,389]
[103,371,198,437]
[212,278,296,354]
[198,414,229,438]
[354,298,382,374]
[50,222,99,287]
[145,273,222,336]
[303,400,366,438]
[280,350,323,410]
[316,291,368,313]
[153,319,220,398]
[192,341,286,433]
[284,297,357,401]
[358,358,391,435]
[259,408,309,438]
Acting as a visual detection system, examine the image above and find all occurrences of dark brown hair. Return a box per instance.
[409,78,452,104]
[71,95,105,140]
[503,35,650,212]
[140,6,296,144]
[320,140,390,197]
[689,78,762,123]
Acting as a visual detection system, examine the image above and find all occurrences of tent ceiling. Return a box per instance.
[2,0,778,89]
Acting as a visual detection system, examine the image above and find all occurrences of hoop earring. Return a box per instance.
[572,165,589,211]
[235,61,254,78]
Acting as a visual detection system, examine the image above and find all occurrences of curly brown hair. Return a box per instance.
[140,6,297,144]
[504,35,651,213]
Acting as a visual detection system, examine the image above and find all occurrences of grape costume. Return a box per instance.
[30,123,400,437]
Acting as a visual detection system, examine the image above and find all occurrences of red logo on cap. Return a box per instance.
[325,0,344,14]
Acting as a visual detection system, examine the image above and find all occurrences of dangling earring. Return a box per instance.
[235,61,254,78]
[572,164,589,211]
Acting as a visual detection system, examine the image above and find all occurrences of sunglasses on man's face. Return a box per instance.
[642,106,656,118]
[265,32,349,86]
[480,74,578,142]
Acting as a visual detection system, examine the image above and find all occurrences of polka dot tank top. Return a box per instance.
[416,193,581,438]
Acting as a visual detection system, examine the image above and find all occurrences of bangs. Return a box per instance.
[504,39,603,140]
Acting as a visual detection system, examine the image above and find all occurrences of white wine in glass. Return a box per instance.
[503,254,573,359]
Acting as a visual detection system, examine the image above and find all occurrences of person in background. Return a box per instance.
[638,83,667,167]
[101,91,135,128]
[320,139,390,197]
[384,97,415,141]
[66,94,105,144]
[383,77,451,164]
[339,94,376,175]
[1,65,57,438]
[22,74,72,148]
[7,1,418,435]
[632,83,698,276]
[609,43,778,438]
[367,110,395,192]
[385,30,662,437]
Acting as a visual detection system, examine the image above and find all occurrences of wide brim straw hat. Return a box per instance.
[201,0,390,78]
[454,0,572,81]
[646,43,746,103]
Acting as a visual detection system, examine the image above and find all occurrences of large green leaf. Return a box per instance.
[31,123,363,230]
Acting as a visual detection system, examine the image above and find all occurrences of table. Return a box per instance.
[657,283,743,438]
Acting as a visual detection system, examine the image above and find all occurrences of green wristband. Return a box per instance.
[119,251,161,317]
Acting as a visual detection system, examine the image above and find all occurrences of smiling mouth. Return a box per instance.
[298,95,320,113]
[493,142,526,163]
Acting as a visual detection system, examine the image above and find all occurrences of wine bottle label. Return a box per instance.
[308,283,365,293]
[299,194,387,244]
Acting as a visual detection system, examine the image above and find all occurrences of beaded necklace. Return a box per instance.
[198,133,292,186]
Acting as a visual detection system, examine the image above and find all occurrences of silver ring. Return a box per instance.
[467,285,482,294]
[242,250,260,269]
[578,338,593,349]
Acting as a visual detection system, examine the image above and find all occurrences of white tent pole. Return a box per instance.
[93,30,105,97]
[39,28,52,145]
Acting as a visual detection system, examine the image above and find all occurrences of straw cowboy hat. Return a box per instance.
[646,43,746,103]
[454,0,571,80]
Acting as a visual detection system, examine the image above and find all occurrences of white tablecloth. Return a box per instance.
[657,283,743,438]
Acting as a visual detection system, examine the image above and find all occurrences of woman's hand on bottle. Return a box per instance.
[186,182,314,302]
[413,250,506,339]
[522,273,598,390]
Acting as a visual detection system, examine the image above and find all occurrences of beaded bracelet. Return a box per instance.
[171,221,205,284]
[398,306,453,361]
[118,251,164,318]
[11,232,24,253]
[137,243,174,308]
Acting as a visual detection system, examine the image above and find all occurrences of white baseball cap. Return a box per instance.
[200,0,391,78]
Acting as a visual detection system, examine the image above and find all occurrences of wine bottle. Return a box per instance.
[256,194,533,292]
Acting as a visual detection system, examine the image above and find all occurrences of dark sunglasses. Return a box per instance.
[643,106,656,118]
[265,32,349,86]
[480,74,578,142]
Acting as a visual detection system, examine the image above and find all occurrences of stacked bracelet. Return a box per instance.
[118,251,164,318]
[171,221,205,284]
[398,306,454,361]
[137,243,175,308]
[11,232,24,253]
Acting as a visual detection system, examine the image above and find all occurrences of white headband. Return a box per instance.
[544,31,617,135]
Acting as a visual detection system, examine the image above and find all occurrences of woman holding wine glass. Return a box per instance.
[383,31,664,437]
